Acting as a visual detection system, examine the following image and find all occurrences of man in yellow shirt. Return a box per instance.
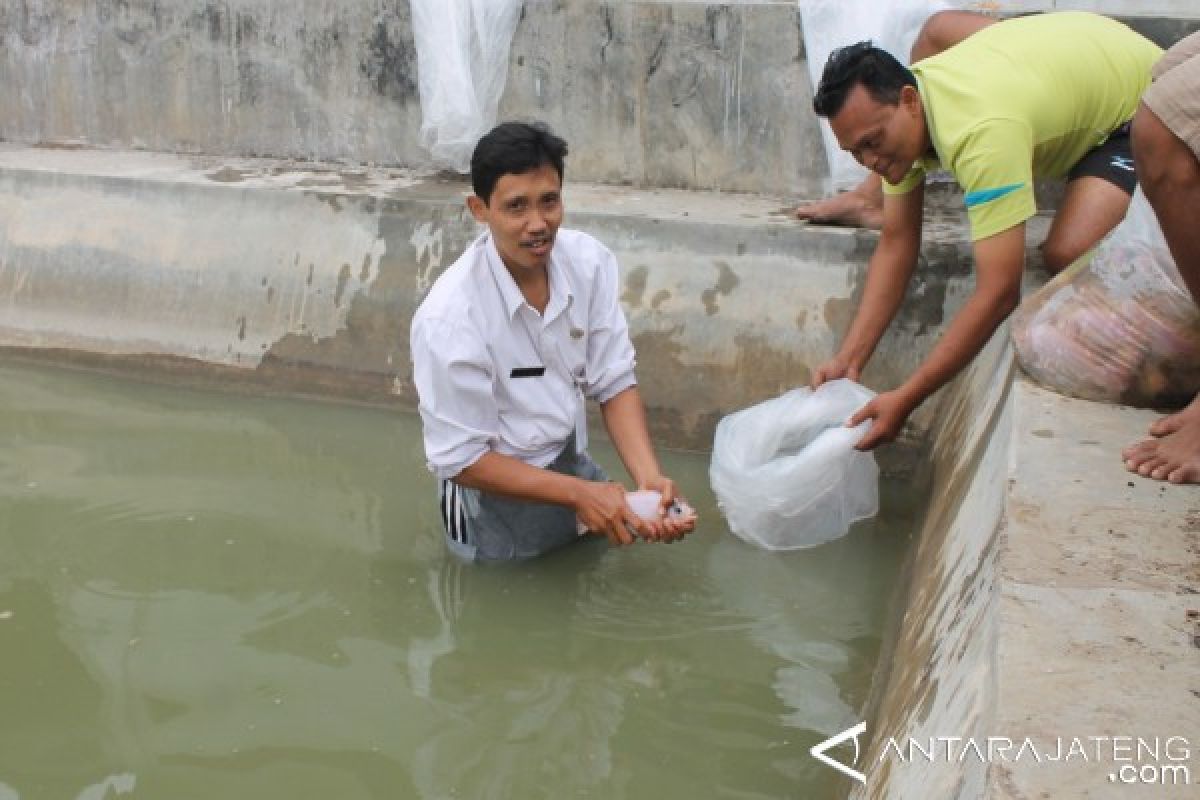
[808,12,1162,449]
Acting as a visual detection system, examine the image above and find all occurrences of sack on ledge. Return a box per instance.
[1012,187,1200,408]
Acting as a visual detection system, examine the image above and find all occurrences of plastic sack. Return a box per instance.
[799,0,950,191]
[410,0,524,172]
[709,379,880,550]
[1012,187,1200,407]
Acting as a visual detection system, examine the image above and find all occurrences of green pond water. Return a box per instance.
[0,360,916,800]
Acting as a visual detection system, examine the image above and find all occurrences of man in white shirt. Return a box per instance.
[410,122,697,561]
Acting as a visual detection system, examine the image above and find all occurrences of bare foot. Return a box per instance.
[1122,394,1200,484]
[792,190,883,229]
[1147,403,1199,437]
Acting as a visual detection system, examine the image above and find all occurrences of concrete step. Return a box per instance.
[0,143,1047,450]
[2,2,1195,197]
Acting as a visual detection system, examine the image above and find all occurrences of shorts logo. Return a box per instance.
[1110,155,1135,172]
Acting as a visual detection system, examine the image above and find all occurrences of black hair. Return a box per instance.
[470,122,568,204]
[812,41,917,119]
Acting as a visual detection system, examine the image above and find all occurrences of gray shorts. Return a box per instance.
[438,437,609,562]
[1144,31,1200,160]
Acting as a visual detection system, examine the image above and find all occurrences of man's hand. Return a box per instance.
[845,223,1026,453]
[572,480,648,547]
[847,388,920,451]
[638,474,697,543]
[811,353,862,389]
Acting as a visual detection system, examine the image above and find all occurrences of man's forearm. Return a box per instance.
[454,451,582,508]
[901,225,1026,405]
[837,188,924,370]
[840,234,920,370]
[900,288,1018,406]
[600,386,662,486]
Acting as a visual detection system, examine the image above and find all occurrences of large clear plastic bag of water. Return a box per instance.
[1012,187,1200,407]
[410,0,523,172]
[709,380,880,550]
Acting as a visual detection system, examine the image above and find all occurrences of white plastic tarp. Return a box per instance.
[410,0,524,172]
[799,0,951,190]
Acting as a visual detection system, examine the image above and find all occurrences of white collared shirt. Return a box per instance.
[411,228,638,480]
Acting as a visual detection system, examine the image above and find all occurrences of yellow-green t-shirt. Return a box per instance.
[883,12,1162,241]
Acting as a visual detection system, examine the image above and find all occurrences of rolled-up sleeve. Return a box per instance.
[583,245,638,404]
[410,315,498,480]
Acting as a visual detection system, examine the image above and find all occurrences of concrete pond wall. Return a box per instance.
[0,144,988,451]
[2,1,1197,198]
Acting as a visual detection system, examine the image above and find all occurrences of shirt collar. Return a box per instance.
[544,249,573,323]
[914,73,945,168]
[482,233,526,319]
[482,232,574,322]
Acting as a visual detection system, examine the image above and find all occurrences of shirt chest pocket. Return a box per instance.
[498,330,581,405]
[551,322,588,389]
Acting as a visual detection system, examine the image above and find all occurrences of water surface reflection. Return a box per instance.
[0,362,913,799]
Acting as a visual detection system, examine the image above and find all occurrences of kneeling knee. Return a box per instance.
[1040,240,1078,274]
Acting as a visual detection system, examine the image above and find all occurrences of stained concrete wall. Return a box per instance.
[849,329,1013,799]
[0,0,821,196]
[0,144,990,451]
[4,2,1196,199]
[842,314,1200,800]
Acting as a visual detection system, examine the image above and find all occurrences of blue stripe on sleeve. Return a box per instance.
[964,182,1026,208]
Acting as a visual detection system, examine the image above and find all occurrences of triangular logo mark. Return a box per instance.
[810,721,868,785]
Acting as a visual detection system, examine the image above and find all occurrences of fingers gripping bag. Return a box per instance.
[709,379,880,550]
[1012,187,1200,407]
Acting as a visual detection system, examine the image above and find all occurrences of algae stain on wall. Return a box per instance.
[621,264,649,308]
[258,204,482,403]
[700,260,739,316]
[410,221,444,293]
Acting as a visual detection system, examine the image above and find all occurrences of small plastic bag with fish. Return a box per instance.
[1012,187,1200,408]
[625,490,697,526]
[575,490,696,539]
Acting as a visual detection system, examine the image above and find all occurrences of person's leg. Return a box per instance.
[794,10,995,228]
[909,10,997,63]
[1133,36,1200,303]
[1133,105,1200,307]
[1039,122,1140,272]
[1121,37,1200,483]
[1037,176,1131,273]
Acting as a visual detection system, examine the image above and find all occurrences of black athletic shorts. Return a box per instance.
[1066,122,1137,194]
